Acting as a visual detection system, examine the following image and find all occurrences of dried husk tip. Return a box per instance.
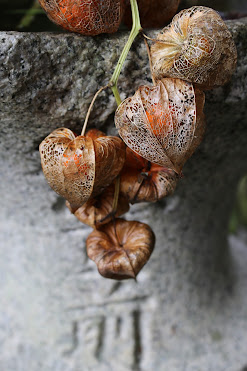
[86,218,155,280]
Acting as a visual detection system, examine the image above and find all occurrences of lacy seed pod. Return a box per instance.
[120,147,178,203]
[124,0,180,29]
[66,182,129,228]
[86,218,155,279]
[151,6,237,89]
[115,78,205,174]
[38,0,125,35]
[39,128,126,211]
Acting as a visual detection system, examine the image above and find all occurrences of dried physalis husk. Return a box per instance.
[38,0,125,36]
[123,0,180,29]
[39,128,126,211]
[120,147,178,203]
[115,78,205,174]
[86,218,155,280]
[85,128,106,140]
[151,6,237,89]
[66,182,129,228]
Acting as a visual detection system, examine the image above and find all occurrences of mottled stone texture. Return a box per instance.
[0,18,247,371]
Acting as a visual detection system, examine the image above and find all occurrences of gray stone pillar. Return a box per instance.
[1,18,247,371]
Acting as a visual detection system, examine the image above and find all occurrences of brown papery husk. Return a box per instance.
[86,218,155,280]
[40,128,95,212]
[115,78,205,174]
[92,136,126,197]
[123,0,180,28]
[120,148,178,203]
[85,129,106,140]
[40,128,126,212]
[38,0,126,36]
[66,182,129,228]
[150,6,237,90]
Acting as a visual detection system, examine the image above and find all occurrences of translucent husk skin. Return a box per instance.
[120,148,178,203]
[151,6,237,90]
[39,128,126,211]
[115,78,205,174]
[86,218,155,280]
[38,0,125,35]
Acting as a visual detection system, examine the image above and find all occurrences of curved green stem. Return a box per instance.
[110,0,142,106]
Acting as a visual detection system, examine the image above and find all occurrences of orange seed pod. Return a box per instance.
[38,0,125,36]
[39,128,126,211]
[115,78,205,174]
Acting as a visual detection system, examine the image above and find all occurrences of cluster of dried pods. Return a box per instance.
[39,3,237,280]
[38,0,181,35]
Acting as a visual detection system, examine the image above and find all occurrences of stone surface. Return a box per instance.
[0,17,247,371]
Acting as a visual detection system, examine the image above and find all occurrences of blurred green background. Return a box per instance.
[0,0,246,233]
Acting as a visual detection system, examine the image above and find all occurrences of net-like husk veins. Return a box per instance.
[39,128,126,211]
[151,6,237,90]
[123,0,180,29]
[120,147,178,203]
[38,0,125,35]
[66,182,129,228]
[115,78,205,174]
[86,218,155,280]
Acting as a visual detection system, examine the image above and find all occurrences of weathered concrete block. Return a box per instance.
[0,17,247,371]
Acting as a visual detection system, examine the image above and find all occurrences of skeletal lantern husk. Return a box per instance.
[124,0,180,29]
[151,6,237,90]
[39,128,126,211]
[38,0,125,36]
[120,147,178,203]
[86,218,155,280]
[66,182,129,228]
[115,78,205,174]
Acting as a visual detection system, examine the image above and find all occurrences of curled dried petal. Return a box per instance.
[86,218,155,280]
[151,6,237,89]
[38,0,125,35]
[66,183,129,228]
[115,78,205,174]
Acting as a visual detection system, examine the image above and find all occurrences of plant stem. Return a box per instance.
[81,0,142,134]
[81,84,109,136]
[110,0,142,106]
[143,36,156,85]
